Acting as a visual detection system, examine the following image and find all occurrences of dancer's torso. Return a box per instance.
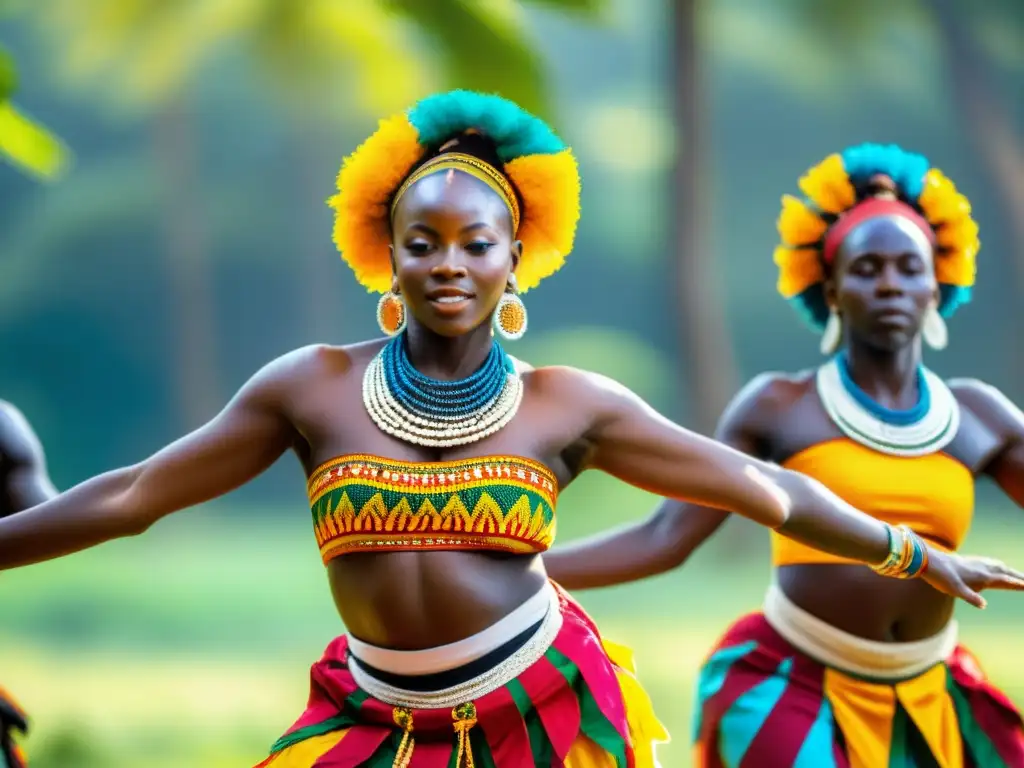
[282,341,592,650]
[762,370,999,643]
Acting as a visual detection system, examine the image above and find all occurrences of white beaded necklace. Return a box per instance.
[361,344,524,448]
[816,356,960,457]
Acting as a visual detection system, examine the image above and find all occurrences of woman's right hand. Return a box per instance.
[921,549,1024,608]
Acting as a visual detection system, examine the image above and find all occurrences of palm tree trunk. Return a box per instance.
[155,94,222,429]
[929,0,1024,369]
[671,0,757,553]
[670,0,738,434]
[298,129,338,342]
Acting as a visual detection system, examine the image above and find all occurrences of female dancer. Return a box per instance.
[0,400,59,768]
[544,144,1024,766]
[0,103,1015,768]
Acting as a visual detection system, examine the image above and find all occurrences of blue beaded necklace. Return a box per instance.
[362,333,524,447]
[816,354,959,457]
[835,353,930,426]
[382,334,515,418]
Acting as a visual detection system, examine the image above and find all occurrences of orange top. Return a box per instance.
[772,438,974,566]
[308,454,559,564]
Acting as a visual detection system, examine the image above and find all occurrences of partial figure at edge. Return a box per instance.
[0,401,59,768]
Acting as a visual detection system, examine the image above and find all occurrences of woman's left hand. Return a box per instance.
[922,550,1024,608]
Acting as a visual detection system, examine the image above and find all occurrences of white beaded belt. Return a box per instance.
[348,584,562,709]
[763,582,958,681]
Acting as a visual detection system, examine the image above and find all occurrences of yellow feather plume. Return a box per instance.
[505,150,581,293]
[918,167,979,289]
[797,154,856,214]
[918,169,971,224]
[777,195,828,247]
[329,114,425,293]
[773,246,823,298]
[934,249,977,287]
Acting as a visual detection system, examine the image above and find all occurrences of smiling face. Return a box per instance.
[826,214,938,352]
[390,168,521,338]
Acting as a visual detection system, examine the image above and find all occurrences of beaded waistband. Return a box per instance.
[348,584,562,709]
[763,583,958,681]
[308,454,559,562]
[348,583,553,676]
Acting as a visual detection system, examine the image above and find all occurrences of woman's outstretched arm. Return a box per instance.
[546,367,1024,606]
[0,349,312,570]
[541,373,785,590]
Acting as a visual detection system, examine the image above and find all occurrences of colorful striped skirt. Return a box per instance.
[0,685,28,768]
[256,586,668,767]
[693,612,1024,767]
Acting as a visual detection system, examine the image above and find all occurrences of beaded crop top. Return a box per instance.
[308,454,559,563]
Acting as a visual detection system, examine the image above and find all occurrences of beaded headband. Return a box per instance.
[390,152,522,234]
[774,143,980,330]
[329,90,580,294]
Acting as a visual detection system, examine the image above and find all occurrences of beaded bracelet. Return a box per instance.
[872,523,929,579]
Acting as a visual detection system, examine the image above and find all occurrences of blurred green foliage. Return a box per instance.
[0,0,1021,766]
[0,44,68,179]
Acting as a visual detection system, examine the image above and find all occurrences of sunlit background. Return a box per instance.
[1,0,1022,765]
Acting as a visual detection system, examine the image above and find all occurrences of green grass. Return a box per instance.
[2,504,1022,767]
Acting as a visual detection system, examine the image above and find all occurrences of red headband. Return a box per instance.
[822,198,935,264]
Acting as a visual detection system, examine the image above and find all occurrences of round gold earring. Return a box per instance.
[493,275,527,340]
[377,291,406,336]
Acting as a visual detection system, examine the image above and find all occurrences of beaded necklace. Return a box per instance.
[363,334,523,447]
[816,354,959,457]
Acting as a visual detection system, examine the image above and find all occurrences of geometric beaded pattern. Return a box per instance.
[308,454,559,564]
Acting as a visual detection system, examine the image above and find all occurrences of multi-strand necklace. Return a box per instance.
[363,334,523,447]
[816,354,959,457]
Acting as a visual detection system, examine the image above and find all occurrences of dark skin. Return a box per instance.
[0,400,58,516]
[0,172,1015,653]
[0,400,57,763]
[545,214,1024,641]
